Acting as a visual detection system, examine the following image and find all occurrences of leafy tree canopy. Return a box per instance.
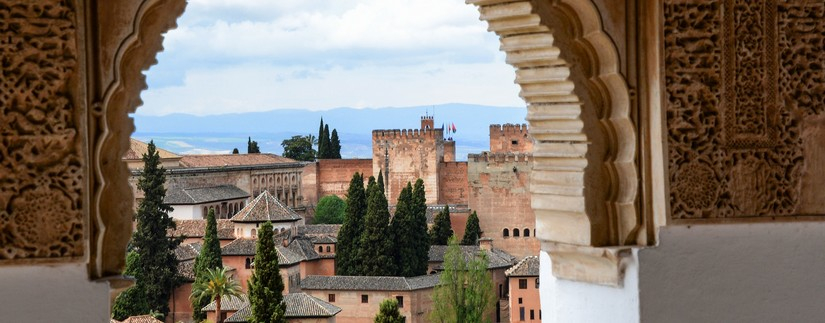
[281,134,317,161]
[430,236,495,323]
[314,195,347,224]
[461,211,481,246]
[374,298,406,323]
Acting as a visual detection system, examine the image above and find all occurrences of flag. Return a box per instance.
[451,123,456,133]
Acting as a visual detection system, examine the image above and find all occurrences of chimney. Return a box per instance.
[478,237,493,251]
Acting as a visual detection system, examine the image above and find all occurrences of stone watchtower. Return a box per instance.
[490,124,532,153]
[372,116,446,205]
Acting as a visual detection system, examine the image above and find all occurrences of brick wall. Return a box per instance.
[316,159,373,199]
[468,153,539,259]
[373,128,444,205]
[438,162,468,205]
[489,124,532,154]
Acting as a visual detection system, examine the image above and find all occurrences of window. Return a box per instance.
[361,295,369,303]
[519,279,527,289]
[524,228,530,237]
[245,257,251,269]
[328,294,335,302]
[514,228,520,237]
[518,297,523,304]
[530,310,535,320]
[318,246,323,253]
[251,229,257,238]
[503,228,509,237]
[499,284,503,298]
[326,246,331,252]
[535,278,540,288]
[396,296,404,308]
[511,140,518,145]
[519,307,525,321]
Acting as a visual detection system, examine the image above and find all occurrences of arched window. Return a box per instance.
[203,206,208,217]
[503,228,509,237]
[318,246,323,253]
[245,257,251,269]
[326,246,331,252]
[524,228,530,237]
[251,229,257,238]
[513,228,520,237]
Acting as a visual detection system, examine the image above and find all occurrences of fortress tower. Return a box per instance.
[490,123,532,153]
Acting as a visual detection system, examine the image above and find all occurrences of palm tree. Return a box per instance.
[190,267,243,323]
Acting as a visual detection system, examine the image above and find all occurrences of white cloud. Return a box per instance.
[181,148,233,155]
[166,140,194,148]
[141,0,519,116]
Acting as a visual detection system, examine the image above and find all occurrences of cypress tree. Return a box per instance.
[430,205,453,245]
[377,169,385,194]
[248,221,286,323]
[132,140,181,318]
[112,251,151,320]
[191,208,223,321]
[330,129,342,158]
[357,181,396,276]
[317,118,326,159]
[335,172,367,275]
[390,183,417,276]
[322,124,331,158]
[461,211,481,245]
[247,137,260,153]
[374,298,406,323]
[409,179,430,275]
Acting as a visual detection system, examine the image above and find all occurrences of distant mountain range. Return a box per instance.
[133,103,529,160]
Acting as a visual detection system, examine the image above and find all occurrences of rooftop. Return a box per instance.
[428,245,516,270]
[202,294,249,312]
[300,274,440,291]
[124,138,181,160]
[164,185,249,205]
[506,256,540,277]
[115,315,164,323]
[221,237,317,265]
[224,293,341,322]
[174,242,202,261]
[231,191,301,223]
[169,219,236,240]
[179,153,294,168]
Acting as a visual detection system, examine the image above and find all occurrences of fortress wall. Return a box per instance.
[468,152,539,258]
[438,162,468,205]
[489,123,532,153]
[316,159,373,200]
[373,128,444,205]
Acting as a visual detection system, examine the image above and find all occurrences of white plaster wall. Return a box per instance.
[539,249,640,323]
[639,222,825,323]
[0,263,110,322]
[169,204,198,220]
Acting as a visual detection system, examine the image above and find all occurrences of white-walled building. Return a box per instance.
[231,190,304,238]
[164,185,250,220]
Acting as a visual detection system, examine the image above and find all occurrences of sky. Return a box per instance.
[137,0,524,116]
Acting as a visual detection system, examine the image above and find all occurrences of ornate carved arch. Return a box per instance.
[468,0,637,285]
[90,0,186,278]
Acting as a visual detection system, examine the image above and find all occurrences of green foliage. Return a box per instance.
[429,236,495,323]
[409,179,431,275]
[232,148,239,154]
[248,222,287,323]
[247,137,261,154]
[281,134,317,161]
[377,169,385,193]
[336,172,366,275]
[374,298,406,323]
[190,267,242,323]
[461,211,481,246]
[112,251,151,320]
[132,140,182,318]
[357,181,396,276]
[322,124,331,158]
[330,129,342,158]
[317,118,327,159]
[314,195,347,224]
[429,205,453,245]
[192,208,224,321]
[391,182,429,276]
[316,118,341,159]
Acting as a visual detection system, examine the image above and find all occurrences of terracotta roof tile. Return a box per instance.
[179,153,294,168]
[506,256,540,277]
[221,237,314,265]
[125,139,181,160]
[231,191,301,223]
[428,245,516,269]
[300,274,440,291]
[224,293,340,322]
[164,185,249,205]
[178,259,196,282]
[175,242,202,261]
[169,219,236,240]
[120,315,164,323]
[202,294,249,312]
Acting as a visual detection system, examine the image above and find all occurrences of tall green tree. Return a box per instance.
[336,173,366,276]
[247,137,261,154]
[322,124,331,158]
[377,169,385,193]
[358,181,396,276]
[429,205,453,245]
[408,179,431,275]
[313,195,347,224]
[330,128,342,158]
[248,221,287,323]
[317,118,326,159]
[461,211,481,245]
[374,298,406,323]
[192,208,224,321]
[132,140,182,318]
[281,134,317,161]
[429,236,495,323]
[190,267,242,323]
[112,251,151,320]
[390,182,427,276]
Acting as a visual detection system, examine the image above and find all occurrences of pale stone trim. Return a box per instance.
[543,242,631,287]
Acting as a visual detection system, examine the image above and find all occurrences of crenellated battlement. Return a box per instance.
[372,128,444,140]
[490,123,529,136]
[468,151,532,164]
[440,161,467,169]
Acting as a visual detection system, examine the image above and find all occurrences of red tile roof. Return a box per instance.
[125,138,181,160]
[179,153,294,168]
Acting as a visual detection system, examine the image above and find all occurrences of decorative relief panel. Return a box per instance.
[0,0,85,259]
[666,0,825,220]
